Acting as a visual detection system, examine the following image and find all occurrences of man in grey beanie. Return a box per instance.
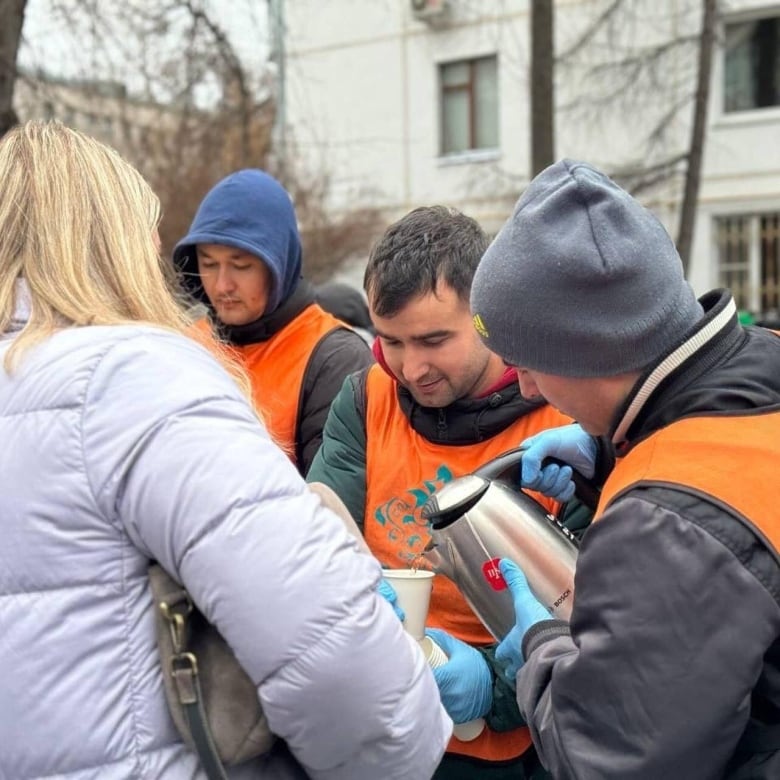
[471,159,780,779]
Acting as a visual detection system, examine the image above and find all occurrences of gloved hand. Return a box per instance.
[425,628,492,724]
[520,423,597,502]
[377,578,405,621]
[495,559,552,685]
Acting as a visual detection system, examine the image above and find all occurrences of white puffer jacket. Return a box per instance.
[0,323,450,779]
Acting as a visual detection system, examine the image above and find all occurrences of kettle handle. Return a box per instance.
[473,447,601,511]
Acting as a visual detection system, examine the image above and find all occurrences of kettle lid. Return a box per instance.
[421,474,489,529]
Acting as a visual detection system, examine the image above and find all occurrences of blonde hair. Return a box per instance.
[0,121,250,397]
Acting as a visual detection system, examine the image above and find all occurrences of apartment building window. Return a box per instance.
[439,55,498,155]
[724,14,780,112]
[715,213,780,317]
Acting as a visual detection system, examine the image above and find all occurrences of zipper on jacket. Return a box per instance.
[437,409,448,441]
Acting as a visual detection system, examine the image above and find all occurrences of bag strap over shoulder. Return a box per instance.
[150,564,228,780]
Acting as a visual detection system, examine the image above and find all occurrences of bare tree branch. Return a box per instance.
[556,0,625,61]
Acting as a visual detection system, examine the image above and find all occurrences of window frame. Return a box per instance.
[438,54,499,158]
[714,210,780,317]
[714,7,780,125]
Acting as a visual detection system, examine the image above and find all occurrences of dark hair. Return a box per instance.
[364,205,489,318]
[316,281,374,332]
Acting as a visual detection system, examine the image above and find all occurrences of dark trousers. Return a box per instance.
[432,746,549,780]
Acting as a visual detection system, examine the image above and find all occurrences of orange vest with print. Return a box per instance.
[196,304,344,468]
[364,364,570,761]
[595,413,780,557]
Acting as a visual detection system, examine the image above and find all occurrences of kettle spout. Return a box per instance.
[421,539,454,578]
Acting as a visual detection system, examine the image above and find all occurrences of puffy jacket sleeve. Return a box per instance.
[305,371,369,527]
[516,487,780,780]
[298,329,374,476]
[80,331,451,780]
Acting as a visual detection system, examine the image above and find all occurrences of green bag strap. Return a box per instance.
[160,588,229,780]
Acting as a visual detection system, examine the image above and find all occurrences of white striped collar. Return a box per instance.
[612,297,738,445]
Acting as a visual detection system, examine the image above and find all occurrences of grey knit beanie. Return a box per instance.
[470,159,703,377]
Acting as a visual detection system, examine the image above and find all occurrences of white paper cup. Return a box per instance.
[418,635,449,669]
[383,568,434,640]
[417,635,486,742]
[453,718,486,742]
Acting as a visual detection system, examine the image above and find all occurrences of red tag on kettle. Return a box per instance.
[482,558,507,591]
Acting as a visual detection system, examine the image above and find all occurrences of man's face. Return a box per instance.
[371,283,496,407]
[515,368,626,436]
[197,244,272,326]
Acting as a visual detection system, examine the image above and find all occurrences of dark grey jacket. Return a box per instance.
[518,290,780,780]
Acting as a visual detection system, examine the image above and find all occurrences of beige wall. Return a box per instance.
[283,0,780,300]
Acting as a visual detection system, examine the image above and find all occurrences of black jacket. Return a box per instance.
[520,290,780,780]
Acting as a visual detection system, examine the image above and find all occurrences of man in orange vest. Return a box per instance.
[173,170,373,475]
[471,159,780,779]
[307,205,589,780]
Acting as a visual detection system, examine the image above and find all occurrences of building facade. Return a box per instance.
[281,0,780,319]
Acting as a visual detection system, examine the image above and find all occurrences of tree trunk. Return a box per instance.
[677,0,717,274]
[530,0,555,176]
[0,0,28,137]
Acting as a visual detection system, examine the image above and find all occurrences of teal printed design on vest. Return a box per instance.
[373,465,454,563]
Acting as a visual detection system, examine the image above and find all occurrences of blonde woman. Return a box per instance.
[0,121,450,780]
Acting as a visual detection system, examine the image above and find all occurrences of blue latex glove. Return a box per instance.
[377,578,405,621]
[425,628,492,724]
[495,559,552,685]
[520,423,597,502]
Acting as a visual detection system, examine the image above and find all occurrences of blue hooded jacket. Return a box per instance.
[173,169,302,315]
[171,168,374,475]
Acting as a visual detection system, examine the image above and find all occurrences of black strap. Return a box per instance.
[163,588,228,780]
[178,664,229,780]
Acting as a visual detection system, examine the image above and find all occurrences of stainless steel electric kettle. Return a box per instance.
[420,448,598,641]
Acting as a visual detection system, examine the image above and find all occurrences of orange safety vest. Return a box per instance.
[595,413,780,558]
[194,305,345,468]
[364,364,571,762]
[235,304,345,467]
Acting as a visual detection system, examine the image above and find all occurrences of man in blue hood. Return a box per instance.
[174,169,373,475]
